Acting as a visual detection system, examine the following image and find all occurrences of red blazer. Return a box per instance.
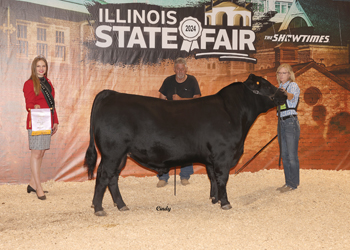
[23,77,59,129]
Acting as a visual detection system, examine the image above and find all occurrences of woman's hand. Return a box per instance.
[280,88,294,100]
[52,123,58,136]
[34,104,40,109]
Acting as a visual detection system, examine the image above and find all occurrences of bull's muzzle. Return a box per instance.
[270,88,288,105]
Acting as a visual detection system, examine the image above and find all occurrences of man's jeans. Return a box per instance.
[278,116,300,189]
[157,165,194,182]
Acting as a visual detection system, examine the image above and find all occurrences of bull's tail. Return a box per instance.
[84,94,99,180]
[84,126,97,180]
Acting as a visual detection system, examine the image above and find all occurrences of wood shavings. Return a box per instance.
[0,170,349,249]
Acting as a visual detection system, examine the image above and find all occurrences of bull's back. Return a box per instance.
[91,89,234,149]
[93,90,230,130]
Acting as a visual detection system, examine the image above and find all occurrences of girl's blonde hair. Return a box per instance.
[276,63,295,84]
[29,56,48,96]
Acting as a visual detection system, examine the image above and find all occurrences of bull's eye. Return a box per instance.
[256,81,260,85]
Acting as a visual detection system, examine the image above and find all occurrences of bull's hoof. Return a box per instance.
[95,210,107,216]
[118,206,130,211]
[221,204,232,210]
[210,197,219,204]
[114,203,130,211]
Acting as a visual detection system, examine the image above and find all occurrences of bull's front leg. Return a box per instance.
[214,165,232,210]
[205,164,218,204]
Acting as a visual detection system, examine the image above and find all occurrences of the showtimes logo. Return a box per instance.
[265,34,330,43]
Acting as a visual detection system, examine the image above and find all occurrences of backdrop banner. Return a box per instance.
[0,0,349,184]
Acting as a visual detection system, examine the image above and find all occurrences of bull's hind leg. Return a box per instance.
[108,155,129,211]
[92,161,109,216]
[92,155,126,216]
[205,164,219,204]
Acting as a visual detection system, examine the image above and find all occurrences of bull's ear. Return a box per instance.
[248,74,255,80]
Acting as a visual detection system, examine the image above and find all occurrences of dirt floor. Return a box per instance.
[1,169,349,250]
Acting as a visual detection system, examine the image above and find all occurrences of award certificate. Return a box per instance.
[31,108,51,135]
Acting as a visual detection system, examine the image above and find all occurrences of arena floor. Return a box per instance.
[1,169,349,249]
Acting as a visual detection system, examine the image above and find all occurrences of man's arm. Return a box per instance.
[159,93,167,100]
[172,94,200,100]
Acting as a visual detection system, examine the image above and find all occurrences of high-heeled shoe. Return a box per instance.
[37,194,46,200]
[27,185,48,194]
[27,185,36,193]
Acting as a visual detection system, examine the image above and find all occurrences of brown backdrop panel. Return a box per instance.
[0,1,349,184]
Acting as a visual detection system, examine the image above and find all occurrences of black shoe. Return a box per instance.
[37,194,46,200]
[27,185,36,193]
[27,185,48,194]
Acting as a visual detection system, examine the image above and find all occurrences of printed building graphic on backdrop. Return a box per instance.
[205,2,251,27]
[0,0,349,183]
[277,0,313,33]
[194,1,256,63]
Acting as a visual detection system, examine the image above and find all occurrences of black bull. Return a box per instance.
[84,74,287,216]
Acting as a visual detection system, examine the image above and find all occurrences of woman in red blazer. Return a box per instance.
[23,56,58,200]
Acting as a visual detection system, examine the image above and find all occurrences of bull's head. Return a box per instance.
[244,74,287,106]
